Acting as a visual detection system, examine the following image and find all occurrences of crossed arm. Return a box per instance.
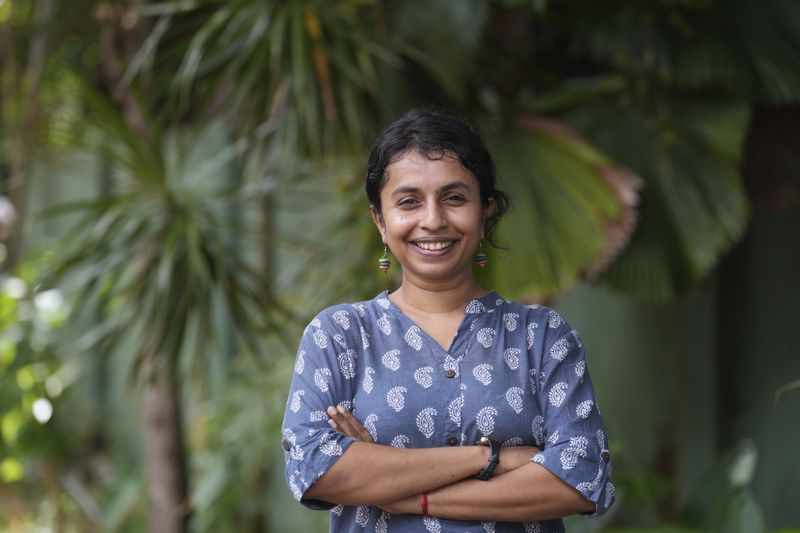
[304,406,595,522]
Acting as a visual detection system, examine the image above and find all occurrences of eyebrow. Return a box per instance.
[390,181,471,197]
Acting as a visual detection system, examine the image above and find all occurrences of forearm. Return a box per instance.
[389,462,595,522]
[304,441,488,505]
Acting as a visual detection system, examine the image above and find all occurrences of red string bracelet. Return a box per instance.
[421,492,429,516]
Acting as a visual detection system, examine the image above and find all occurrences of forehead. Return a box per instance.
[383,150,478,193]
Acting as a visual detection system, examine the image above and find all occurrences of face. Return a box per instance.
[371,150,491,286]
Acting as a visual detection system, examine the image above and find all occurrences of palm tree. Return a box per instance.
[10,0,800,529]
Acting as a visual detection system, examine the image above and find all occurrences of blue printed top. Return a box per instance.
[281,291,614,532]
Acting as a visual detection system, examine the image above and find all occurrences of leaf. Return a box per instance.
[485,114,642,301]
[563,91,750,299]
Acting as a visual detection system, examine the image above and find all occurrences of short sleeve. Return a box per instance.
[530,310,615,517]
[281,310,357,510]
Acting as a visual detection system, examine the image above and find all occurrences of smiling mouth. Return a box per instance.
[413,240,454,251]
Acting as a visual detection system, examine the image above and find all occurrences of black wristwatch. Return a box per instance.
[474,437,500,480]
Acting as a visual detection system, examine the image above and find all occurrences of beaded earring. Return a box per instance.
[475,241,488,268]
[378,245,391,272]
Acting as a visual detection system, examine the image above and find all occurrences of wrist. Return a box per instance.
[474,437,500,480]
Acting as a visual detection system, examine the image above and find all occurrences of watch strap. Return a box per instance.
[474,437,500,480]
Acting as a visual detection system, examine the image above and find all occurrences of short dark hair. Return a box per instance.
[365,107,510,247]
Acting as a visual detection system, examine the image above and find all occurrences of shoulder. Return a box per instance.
[302,293,390,339]
[494,295,583,349]
[495,296,566,328]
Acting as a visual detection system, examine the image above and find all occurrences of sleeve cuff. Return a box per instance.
[285,431,356,510]
[531,449,614,517]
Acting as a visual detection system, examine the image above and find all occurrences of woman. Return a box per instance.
[281,108,614,532]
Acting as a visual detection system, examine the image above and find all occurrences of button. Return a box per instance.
[445,369,457,378]
[447,436,459,446]
[601,451,610,463]
[281,439,292,451]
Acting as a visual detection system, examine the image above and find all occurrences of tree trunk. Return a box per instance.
[141,356,188,533]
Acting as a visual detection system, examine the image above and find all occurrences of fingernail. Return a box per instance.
[327,420,337,428]
[337,405,346,414]
[327,406,336,415]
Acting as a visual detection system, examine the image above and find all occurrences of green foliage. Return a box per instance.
[570,0,800,105]
[0,266,69,468]
[561,91,750,298]
[487,117,632,300]
[0,261,80,528]
[3,0,800,530]
[42,104,289,378]
[680,440,766,533]
[134,0,397,154]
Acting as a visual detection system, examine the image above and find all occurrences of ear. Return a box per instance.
[370,205,387,242]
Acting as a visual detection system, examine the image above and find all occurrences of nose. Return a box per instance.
[421,201,448,231]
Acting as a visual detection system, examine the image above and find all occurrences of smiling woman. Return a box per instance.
[371,152,488,290]
[281,108,614,532]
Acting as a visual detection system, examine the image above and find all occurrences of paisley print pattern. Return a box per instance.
[548,382,568,407]
[504,347,521,370]
[473,363,493,385]
[281,291,614,532]
[390,434,410,448]
[381,350,401,371]
[477,327,496,348]
[289,390,304,413]
[387,386,407,412]
[333,310,351,330]
[313,368,332,392]
[526,323,537,350]
[503,313,519,332]
[448,394,464,424]
[550,338,570,361]
[404,326,423,351]
[576,400,594,419]
[414,366,434,388]
[476,406,498,435]
[506,387,525,414]
[416,407,437,438]
[362,367,375,393]
[364,414,379,441]
[338,350,357,379]
[378,313,392,335]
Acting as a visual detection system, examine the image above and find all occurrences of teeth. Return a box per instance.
[416,241,451,251]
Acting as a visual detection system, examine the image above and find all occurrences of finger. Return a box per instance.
[337,407,374,443]
[328,405,358,437]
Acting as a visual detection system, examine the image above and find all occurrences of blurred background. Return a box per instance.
[1,0,799,531]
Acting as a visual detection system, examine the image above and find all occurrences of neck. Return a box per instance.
[390,271,487,315]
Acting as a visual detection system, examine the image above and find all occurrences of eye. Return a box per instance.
[444,194,466,203]
[398,197,419,207]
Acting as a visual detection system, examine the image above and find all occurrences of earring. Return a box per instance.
[475,241,488,268]
[378,245,391,272]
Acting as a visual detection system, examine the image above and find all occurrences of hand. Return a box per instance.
[494,446,542,476]
[326,405,375,444]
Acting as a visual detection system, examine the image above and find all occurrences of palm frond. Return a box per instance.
[485,114,642,301]
[564,90,750,299]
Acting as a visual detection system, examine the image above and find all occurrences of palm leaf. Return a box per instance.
[130,0,399,153]
[484,114,642,301]
[571,0,800,105]
[563,90,750,299]
[41,102,289,381]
